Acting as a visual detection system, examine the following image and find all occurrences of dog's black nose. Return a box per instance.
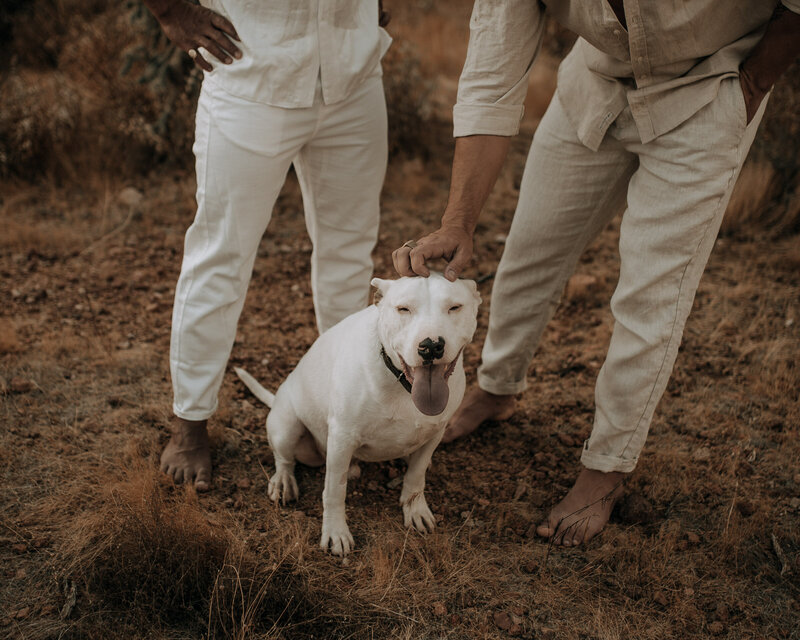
[418,336,445,363]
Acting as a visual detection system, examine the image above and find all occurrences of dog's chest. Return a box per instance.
[353,414,443,462]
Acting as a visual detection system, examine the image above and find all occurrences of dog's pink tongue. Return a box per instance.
[410,364,450,416]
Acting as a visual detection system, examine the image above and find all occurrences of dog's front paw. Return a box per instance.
[320,516,354,556]
[402,493,436,534]
[268,468,299,504]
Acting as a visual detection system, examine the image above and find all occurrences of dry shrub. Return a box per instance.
[726,60,800,235]
[51,464,318,639]
[380,38,437,159]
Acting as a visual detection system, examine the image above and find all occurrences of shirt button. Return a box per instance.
[613,29,621,36]
[637,56,644,63]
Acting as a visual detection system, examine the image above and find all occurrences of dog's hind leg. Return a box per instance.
[266,402,307,504]
[400,429,444,534]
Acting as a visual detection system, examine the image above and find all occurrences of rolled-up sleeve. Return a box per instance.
[781,0,800,13]
[453,0,546,138]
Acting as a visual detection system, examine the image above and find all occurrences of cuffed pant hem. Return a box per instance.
[580,445,638,473]
[172,403,217,422]
[477,371,527,396]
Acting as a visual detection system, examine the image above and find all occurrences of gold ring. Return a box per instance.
[402,240,417,249]
[188,48,198,59]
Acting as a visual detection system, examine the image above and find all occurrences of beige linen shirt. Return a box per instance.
[454,0,800,150]
[197,0,391,107]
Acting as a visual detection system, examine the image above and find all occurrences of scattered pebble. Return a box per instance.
[564,274,599,301]
[493,611,512,630]
[12,543,27,554]
[14,607,30,620]
[653,590,668,606]
[692,448,711,462]
[14,568,26,579]
[236,477,251,490]
[117,187,144,207]
[432,601,447,616]
[10,378,33,394]
[686,531,700,544]
[709,621,724,635]
[557,433,574,447]
[523,558,539,573]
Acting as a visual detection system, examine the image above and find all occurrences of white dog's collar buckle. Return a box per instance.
[379,346,413,393]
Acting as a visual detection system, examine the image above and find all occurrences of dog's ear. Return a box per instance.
[371,277,390,305]
[462,278,482,305]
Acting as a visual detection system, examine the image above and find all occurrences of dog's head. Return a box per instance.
[371,273,481,416]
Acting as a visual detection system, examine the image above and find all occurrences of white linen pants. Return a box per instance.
[479,77,767,473]
[170,74,387,421]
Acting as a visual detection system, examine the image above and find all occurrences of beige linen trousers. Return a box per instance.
[478,77,767,473]
[170,74,387,421]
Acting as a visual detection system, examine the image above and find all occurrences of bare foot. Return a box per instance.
[442,387,514,443]
[160,417,212,491]
[536,467,626,546]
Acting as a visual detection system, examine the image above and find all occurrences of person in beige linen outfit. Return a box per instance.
[394,0,800,545]
[142,0,392,490]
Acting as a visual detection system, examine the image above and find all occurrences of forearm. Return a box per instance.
[741,4,800,92]
[442,135,512,234]
[141,0,180,20]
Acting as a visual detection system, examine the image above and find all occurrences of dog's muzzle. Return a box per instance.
[417,336,445,365]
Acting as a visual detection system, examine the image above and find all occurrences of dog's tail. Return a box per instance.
[234,367,275,408]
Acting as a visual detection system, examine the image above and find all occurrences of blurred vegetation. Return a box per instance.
[0,0,797,232]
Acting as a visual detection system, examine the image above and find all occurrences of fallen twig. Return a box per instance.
[771,533,792,576]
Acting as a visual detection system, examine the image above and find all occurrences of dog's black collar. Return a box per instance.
[380,345,412,394]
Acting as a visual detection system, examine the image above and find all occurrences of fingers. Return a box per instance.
[409,246,432,277]
[210,13,240,42]
[190,48,213,72]
[392,245,417,277]
[444,243,471,281]
[198,35,233,65]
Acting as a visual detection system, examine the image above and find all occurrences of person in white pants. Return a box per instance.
[143,0,391,490]
[394,0,800,545]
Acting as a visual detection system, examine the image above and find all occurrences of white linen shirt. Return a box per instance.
[198,0,391,108]
[454,0,800,150]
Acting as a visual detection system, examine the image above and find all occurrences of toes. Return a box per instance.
[194,468,211,492]
[173,467,185,484]
[535,522,555,539]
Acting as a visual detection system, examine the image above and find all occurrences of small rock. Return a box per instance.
[118,187,144,207]
[523,558,538,573]
[236,477,251,490]
[557,433,574,447]
[478,498,490,507]
[387,476,403,489]
[709,621,724,635]
[533,452,547,464]
[367,480,379,492]
[684,588,695,597]
[432,601,447,616]
[15,608,30,620]
[511,606,524,617]
[653,591,668,606]
[14,568,26,579]
[10,378,33,394]
[493,611,512,631]
[12,543,27,554]
[565,274,599,301]
[793,473,800,485]
[692,448,711,462]
[539,627,557,640]
[686,531,700,544]
[145,302,159,312]
[789,497,800,510]
[509,622,523,636]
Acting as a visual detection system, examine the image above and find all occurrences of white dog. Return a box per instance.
[235,273,481,555]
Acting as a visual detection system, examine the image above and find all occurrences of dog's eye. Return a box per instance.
[448,304,462,313]
[396,306,411,314]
